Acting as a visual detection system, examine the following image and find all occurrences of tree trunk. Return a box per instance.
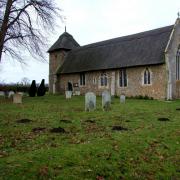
[0,0,13,62]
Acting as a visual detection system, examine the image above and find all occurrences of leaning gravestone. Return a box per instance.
[13,93,22,104]
[120,94,126,103]
[65,91,72,99]
[8,91,15,98]
[102,90,111,111]
[85,92,96,111]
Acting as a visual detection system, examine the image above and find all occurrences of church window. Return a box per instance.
[119,69,127,87]
[143,68,151,85]
[80,73,86,86]
[100,73,108,86]
[93,77,96,84]
[176,45,180,80]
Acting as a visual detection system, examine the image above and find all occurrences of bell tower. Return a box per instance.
[48,29,79,93]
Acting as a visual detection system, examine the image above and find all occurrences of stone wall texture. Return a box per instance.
[49,51,66,93]
[56,64,167,99]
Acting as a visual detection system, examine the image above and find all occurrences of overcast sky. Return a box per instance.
[0,0,179,84]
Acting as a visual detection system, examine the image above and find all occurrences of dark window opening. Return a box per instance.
[100,73,108,86]
[144,68,151,85]
[119,69,127,87]
[80,73,86,86]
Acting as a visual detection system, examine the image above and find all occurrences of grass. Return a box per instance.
[0,95,179,179]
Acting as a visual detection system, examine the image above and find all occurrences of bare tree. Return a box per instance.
[0,0,61,63]
[21,77,30,85]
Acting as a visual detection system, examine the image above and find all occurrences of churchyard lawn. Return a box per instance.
[0,95,179,179]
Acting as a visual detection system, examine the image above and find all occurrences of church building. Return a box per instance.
[48,18,180,100]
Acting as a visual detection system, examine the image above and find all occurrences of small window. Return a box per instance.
[100,73,108,86]
[143,68,151,85]
[93,77,96,84]
[176,45,180,80]
[119,69,127,87]
[80,73,85,86]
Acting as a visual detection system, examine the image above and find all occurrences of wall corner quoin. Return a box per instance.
[164,52,172,100]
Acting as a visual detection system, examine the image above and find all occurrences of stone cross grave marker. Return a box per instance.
[13,93,22,104]
[65,91,72,99]
[120,94,126,103]
[102,90,111,111]
[85,92,96,111]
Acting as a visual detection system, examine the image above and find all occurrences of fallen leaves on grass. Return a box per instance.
[158,118,170,121]
[96,175,105,180]
[60,119,72,123]
[85,119,96,123]
[16,119,32,123]
[82,123,105,134]
[38,166,49,178]
[32,127,46,133]
[112,126,128,131]
[0,151,8,158]
[50,127,66,133]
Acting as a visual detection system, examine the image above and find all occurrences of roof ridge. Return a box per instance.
[71,25,173,52]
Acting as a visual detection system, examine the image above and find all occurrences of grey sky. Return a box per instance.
[0,0,179,84]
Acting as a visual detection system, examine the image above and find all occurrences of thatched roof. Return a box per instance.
[48,32,80,52]
[57,25,173,74]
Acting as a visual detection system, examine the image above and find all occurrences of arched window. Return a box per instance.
[143,68,151,85]
[100,73,108,86]
[176,45,180,80]
[119,69,127,87]
[80,72,86,86]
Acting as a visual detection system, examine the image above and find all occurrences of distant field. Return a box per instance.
[0,95,179,179]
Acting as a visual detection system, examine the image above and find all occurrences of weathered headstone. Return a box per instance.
[85,92,96,111]
[0,91,5,97]
[102,90,111,111]
[65,91,72,99]
[8,91,15,98]
[74,91,80,96]
[120,94,126,103]
[4,91,9,98]
[13,93,22,104]
[18,92,24,96]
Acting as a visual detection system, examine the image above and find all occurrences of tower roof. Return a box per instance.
[48,32,80,53]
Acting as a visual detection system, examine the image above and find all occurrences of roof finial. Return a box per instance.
[65,26,66,32]
[178,12,180,19]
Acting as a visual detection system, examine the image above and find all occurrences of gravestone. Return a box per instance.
[13,93,22,104]
[85,92,96,111]
[8,91,15,98]
[65,91,72,99]
[102,90,111,111]
[74,91,80,96]
[18,92,24,96]
[4,91,9,98]
[73,86,80,96]
[0,91,5,97]
[120,94,126,103]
